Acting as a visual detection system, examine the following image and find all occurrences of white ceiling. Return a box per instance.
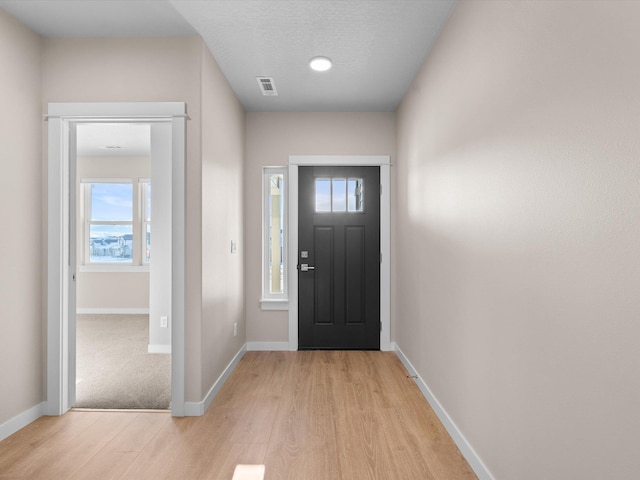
[0,0,456,112]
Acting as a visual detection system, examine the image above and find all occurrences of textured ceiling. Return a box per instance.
[171,0,456,111]
[0,0,196,36]
[0,0,456,111]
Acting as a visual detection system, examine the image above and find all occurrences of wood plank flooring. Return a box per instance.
[0,351,477,480]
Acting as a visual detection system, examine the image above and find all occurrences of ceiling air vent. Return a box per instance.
[256,76,278,96]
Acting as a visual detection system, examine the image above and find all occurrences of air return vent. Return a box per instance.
[256,76,278,96]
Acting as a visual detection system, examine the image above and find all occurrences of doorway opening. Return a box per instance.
[46,102,186,416]
[298,165,381,349]
[74,123,169,409]
[287,155,392,352]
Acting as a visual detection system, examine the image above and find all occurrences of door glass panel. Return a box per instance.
[315,177,365,213]
[315,178,331,212]
[332,178,346,212]
[348,178,364,212]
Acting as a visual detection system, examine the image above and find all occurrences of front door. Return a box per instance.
[298,166,380,349]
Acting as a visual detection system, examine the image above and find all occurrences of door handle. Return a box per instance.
[300,264,315,272]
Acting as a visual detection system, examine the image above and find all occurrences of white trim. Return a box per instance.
[0,403,45,442]
[170,114,186,416]
[289,155,391,166]
[287,165,299,351]
[48,102,186,118]
[287,155,391,351]
[246,342,290,351]
[380,165,391,351]
[148,344,171,354]
[47,102,186,418]
[259,299,289,311]
[80,177,133,184]
[79,265,150,273]
[184,345,247,416]
[47,115,70,415]
[394,346,496,480]
[76,308,150,315]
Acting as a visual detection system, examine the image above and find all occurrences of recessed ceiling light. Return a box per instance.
[309,56,332,72]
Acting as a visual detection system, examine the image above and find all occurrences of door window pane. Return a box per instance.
[332,178,347,212]
[315,177,364,213]
[348,178,364,212]
[315,179,331,212]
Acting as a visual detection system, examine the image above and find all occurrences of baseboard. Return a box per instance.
[394,345,496,480]
[76,308,150,315]
[184,344,247,416]
[0,402,45,442]
[148,344,171,354]
[246,341,290,351]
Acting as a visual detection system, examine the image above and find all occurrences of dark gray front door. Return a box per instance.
[298,166,380,349]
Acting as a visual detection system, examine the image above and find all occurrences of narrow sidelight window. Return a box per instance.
[262,167,288,301]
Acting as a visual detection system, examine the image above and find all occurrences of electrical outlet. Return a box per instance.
[233,322,238,337]
[160,316,168,328]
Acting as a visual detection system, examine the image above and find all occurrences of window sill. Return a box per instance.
[260,299,289,311]
[79,265,150,273]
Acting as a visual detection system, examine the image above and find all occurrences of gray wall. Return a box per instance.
[395,1,640,478]
[0,7,44,428]
[244,112,396,344]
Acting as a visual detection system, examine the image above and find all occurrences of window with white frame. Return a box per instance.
[81,178,150,266]
[262,168,287,304]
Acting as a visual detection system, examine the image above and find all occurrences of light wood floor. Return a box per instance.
[0,351,477,480]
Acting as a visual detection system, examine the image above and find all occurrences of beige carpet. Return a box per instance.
[75,314,171,410]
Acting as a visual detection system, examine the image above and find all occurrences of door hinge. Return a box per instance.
[380,252,382,264]
[380,183,383,196]
[380,321,382,332]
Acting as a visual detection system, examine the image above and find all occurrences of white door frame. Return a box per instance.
[46,102,187,416]
[288,155,391,351]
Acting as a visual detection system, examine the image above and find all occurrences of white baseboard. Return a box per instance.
[184,344,247,416]
[0,402,45,442]
[246,341,290,351]
[77,308,150,315]
[394,345,496,480]
[148,344,171,354]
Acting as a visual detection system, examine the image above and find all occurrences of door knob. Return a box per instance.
[300,264,315,272]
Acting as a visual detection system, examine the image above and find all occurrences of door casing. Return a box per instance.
[288,155,391,351]
[46,102,187,416]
